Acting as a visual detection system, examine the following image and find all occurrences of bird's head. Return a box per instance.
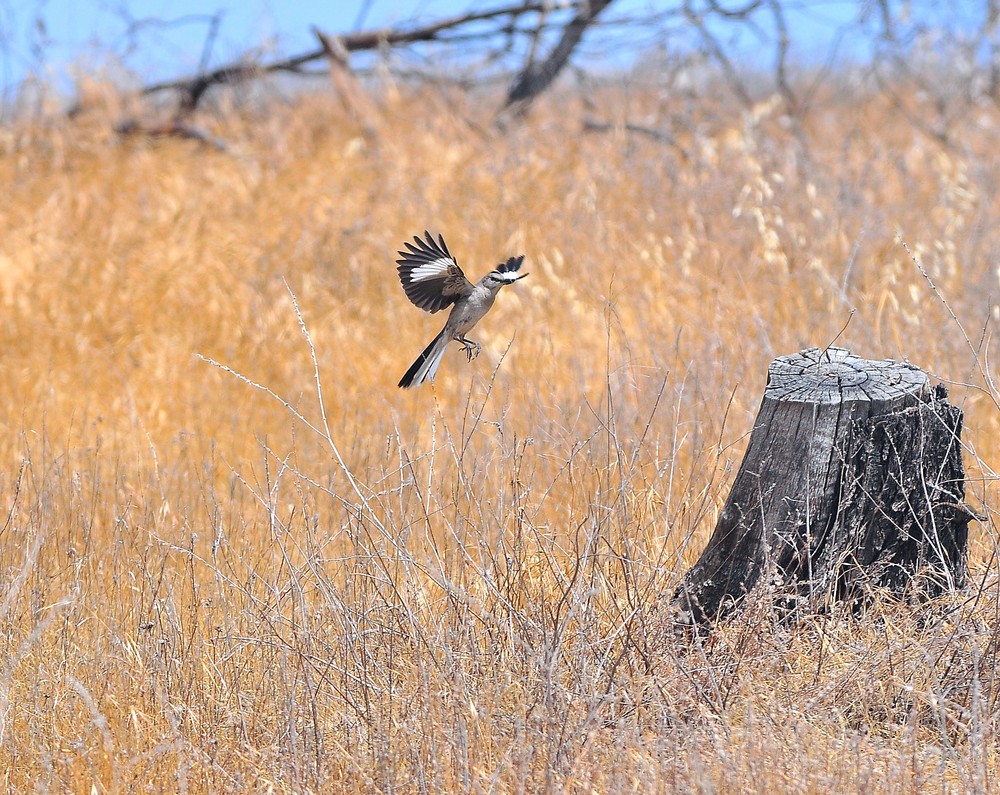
[486,255,527,287]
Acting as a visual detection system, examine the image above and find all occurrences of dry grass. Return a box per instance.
[0,78,998,792]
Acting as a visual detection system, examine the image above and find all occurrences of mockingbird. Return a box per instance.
[396,231,528,389]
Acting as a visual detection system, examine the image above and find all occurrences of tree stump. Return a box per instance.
[673,347,974,626]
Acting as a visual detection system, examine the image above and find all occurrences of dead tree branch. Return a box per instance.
[139,1,560,116]
[498,0,617,123]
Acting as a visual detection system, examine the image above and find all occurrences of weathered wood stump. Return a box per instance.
[673,347,973,626]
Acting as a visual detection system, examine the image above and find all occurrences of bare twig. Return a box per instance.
[768,0,797,115]
[682,0,753,108]
[197,12,222,75]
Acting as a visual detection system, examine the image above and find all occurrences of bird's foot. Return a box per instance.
[461,340,481,361]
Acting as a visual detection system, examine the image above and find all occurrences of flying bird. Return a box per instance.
[395,231,528,389]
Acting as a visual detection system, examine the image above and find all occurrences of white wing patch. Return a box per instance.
[495,271,522,283]
[409,257,454,283]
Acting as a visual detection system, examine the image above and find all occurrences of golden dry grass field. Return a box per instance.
[0,79,998,792]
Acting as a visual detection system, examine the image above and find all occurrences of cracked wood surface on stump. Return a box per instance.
[673,347,969,626]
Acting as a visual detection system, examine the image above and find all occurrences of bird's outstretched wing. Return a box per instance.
[396,231,475,313]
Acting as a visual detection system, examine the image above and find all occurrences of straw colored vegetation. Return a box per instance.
[0,79,998,792]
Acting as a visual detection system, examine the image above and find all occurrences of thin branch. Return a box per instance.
[768,0,797,115]
[706,0,763,17]
[682,0,752,108]
[197,12,222,74]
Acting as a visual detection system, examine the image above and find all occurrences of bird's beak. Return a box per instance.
[514,272,528,280]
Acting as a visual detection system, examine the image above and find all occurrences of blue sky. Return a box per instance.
[0,1,983,97]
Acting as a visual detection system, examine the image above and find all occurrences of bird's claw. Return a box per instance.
[462,340,481,361]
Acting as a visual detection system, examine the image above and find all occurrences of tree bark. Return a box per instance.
[673,347,973,626]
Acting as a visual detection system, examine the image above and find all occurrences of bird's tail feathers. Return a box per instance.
[398,330,450,388]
